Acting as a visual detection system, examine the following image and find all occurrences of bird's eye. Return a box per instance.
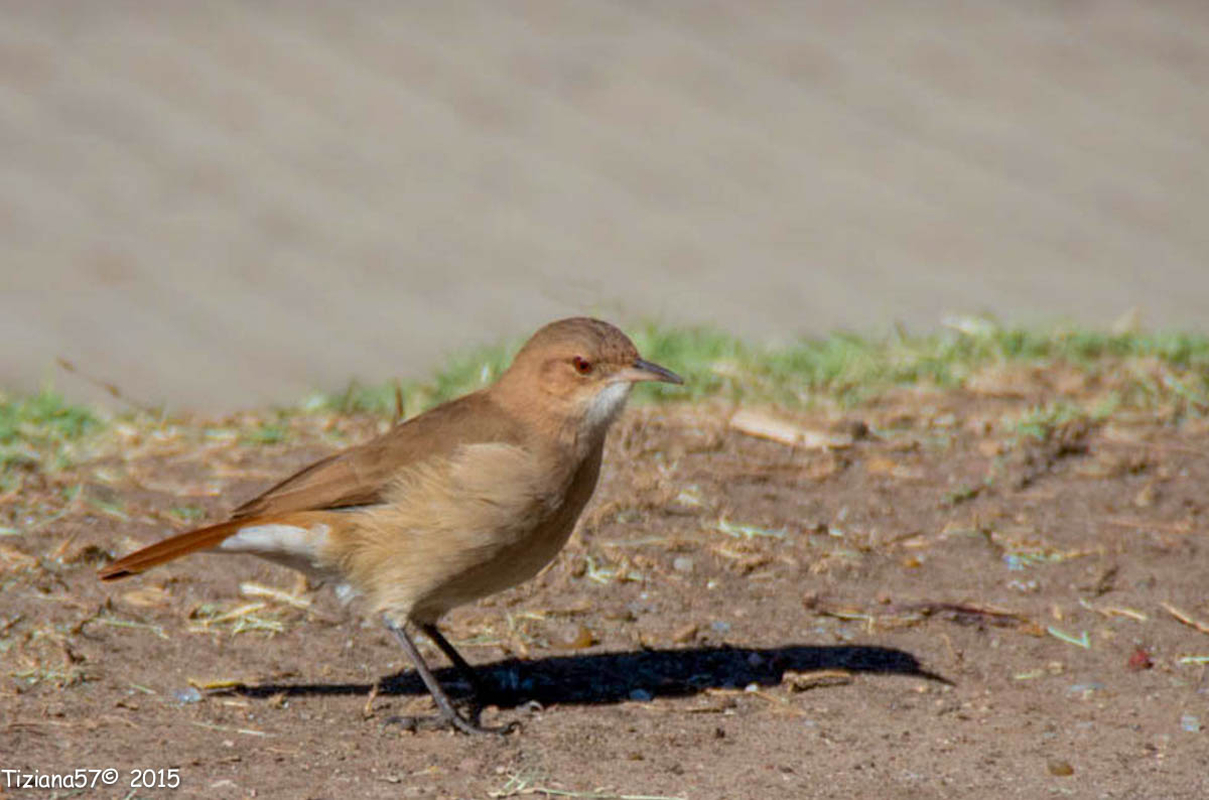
[572,356,593,375]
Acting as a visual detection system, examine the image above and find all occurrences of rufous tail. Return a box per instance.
[98,518,250,581]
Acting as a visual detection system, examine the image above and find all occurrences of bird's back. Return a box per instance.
[232,389,532,519]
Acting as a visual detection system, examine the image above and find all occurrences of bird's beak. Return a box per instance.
[618,357,684,385]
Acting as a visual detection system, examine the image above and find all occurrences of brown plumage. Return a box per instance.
[99,317,682,734]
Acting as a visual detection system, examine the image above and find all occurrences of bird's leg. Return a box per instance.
[420,623,494,701]
[385,621,513,735]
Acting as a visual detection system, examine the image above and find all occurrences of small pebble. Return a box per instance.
[673,556,695,573]
[1066,682,1104,698]
[836,419,869,440]
[174,687,203,704]
[557,625,595,650]
[1127,647,1154,671]
[1047,759,1074,777]
[671,622,698,644]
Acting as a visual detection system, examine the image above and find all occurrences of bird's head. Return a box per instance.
[498,317,683,436]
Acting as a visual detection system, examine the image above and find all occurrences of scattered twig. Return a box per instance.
[93,615,169,640]
[0,614,23,634]
[783,669,853,691]
[393,381,405,425]
[489,773,685,800]
[188,720,271,737]
[196,602,267,626]
[1102,518,1193,534]
[729,409,853,450]
[98,714,139,729]
[1047,626,1090,649]
[364,679,380,719]
[187,678,245,691]
[1160,602,1209,636]
[239,582,311,610]
[4,719,77,731]
[808,599,1033,634]
[1078,598,1147,621]
[892,602,1029,628]
[714,518,786,540]
[56,357,158,415]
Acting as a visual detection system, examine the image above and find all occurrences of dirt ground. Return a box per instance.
[3,387,1209,799]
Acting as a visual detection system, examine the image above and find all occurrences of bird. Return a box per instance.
[98,317,683,734]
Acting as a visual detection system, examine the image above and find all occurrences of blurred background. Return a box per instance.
[2,1,1206,410]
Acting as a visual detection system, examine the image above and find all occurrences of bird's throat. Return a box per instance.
[581,381,631,436]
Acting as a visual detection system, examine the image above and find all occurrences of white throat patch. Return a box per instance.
[582,381,632,433]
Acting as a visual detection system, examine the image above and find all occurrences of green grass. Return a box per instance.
[1011,401,1100,442]
[0,389,102,475]
[240,419,291,446]
[3,323,1208,465]
[317,339,517,418]
[315,320,1209,416]
[167,504,207,523]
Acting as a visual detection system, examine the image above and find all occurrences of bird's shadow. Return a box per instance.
[236,643,948,709]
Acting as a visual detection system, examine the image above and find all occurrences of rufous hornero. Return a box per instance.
[99,317,683,734]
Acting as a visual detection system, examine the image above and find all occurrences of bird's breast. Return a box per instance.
[328,440,604,622]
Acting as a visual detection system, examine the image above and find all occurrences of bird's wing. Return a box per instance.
[227,446,388,518]
[231,390,524,518]
[98,390,528,581]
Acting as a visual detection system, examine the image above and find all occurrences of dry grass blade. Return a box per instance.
[1103,517,1194,534]
[1047,626,1091,649]
[200,602,268,626]
[188,720,272,737]
[187,678,245,690]
[239,582,311,609]
[489,772,686,800]
[808,599,1033,634]
[893,602,1030,628]
[56,357,158,414]
[1078,598,1148,621]
[93,615,169,640]
[1160,602,1209,635]
[729,409,852,449]
[783,669,853,691]
[188,602,286,635]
